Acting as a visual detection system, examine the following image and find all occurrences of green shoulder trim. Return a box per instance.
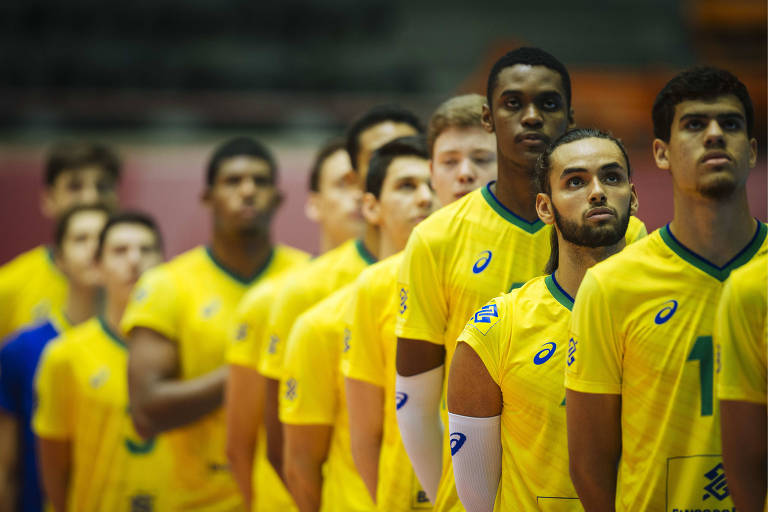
[660,221,767,282]
[205,246,275,285]
[355,239,377,265]
[98,315,127,349]
[545,273,574,311]
[481,182,545,234]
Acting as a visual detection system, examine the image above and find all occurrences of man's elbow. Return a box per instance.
[129,393,161,439]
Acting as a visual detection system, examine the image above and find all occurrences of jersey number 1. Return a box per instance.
[686,336,713,416]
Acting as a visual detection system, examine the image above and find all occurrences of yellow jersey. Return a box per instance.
[33,316,173,512]
[227,271,307,512]
[395,183,646,511]
[715,248,767,405]
[259,239,376,381]
[279,284,375,512]
[0,246,68,339]
[121,245,308,511]
[458,275,582,511]
[565,223,767,511]
[343,253,432,511]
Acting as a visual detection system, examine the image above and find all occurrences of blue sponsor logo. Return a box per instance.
[473,304,498,324]
[395,392,408,410]
[399,287,408,315]
[567,337,577,367]
[654,299,678,325]
[450,432,467,456]
[702,463,730,501]
[533,342,557,365]
[472,251,492,274]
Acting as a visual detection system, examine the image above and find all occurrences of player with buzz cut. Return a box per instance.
[394,47,648,512]
[34,211,168,512]
[225,138,363,512]
[343,93,496,512]
[716,248,767,512]
[565,67,764,512]
[0,141,121,340]
[122,136,309,511]
[448,128,639,512]
[259,105,423,485]
[0,203,110,512]
[280,135,436,512]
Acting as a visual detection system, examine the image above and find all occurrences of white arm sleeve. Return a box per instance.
[395,364,444,502]
[448,412,501,512]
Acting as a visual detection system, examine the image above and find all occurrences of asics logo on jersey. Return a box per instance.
[395,392,408,410]
[89,368,110,388]
[702,462,730,501]
[343,327,351,353]
[472,251,492,274]
[450,432,467,455]
[201,299,221,318]
[567,337,577,367]
[285,378,297,401]
[654,299,678,324]
[133,287,148,303]
[399,287,408,314]
[533,342,557,365]
[267,335,279,354]
[473,304,498,324]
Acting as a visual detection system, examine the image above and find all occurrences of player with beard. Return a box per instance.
[122,137,309,511]
[446,129,637,511]
[393,48,647,512]
[565,67,764,511]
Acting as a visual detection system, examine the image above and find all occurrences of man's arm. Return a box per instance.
[283,424,332,512]
[565,389,621,511]
[720,400,766,512]
[345,377,384,502]
[0,412,18,511]
[447,342,502,512]
[263,377,284,477]
[225,364,266,511]
[37,437,71,512]
[127,326,227,438]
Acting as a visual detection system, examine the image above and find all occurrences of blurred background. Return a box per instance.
[1,0,765,261]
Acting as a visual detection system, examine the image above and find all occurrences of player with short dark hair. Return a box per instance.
[565,66,763,511]
[122,136,309,511]
[447,128,638,511]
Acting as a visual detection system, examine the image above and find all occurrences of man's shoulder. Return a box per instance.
[0,245,54,276]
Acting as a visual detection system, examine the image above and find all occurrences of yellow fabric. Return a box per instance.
[458,276,582,511]
[259,239,376,381]
[716,249,767,404]
[394,185,646,511]
[227,271,308,512]
[120,245,308,511]
[280,285,375,512]
[0,246,68,339]
[565,225,766,511]
[343,253,432,511]
[33,317,173,512]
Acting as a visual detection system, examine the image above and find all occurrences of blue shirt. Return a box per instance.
[0,320,61,512]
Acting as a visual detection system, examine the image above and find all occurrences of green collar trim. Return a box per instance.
[98,315,127,349]
[545,273,574,311]
[355,239,377,265]
[481,182,545,234]
[205,246,275,285]
[660,221,766,282]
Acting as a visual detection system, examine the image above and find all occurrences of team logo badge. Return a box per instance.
[201,299,221,318]
[533,342,557,365]
[702,463,730,501]
[450,432,467,455]
[654,299,678,325]
[472,251,492,274]
[89,367,110,389]
[133,287,148,303]
[469,302,500,335]
[395,392,408,410]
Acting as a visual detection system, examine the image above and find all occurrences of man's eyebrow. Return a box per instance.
[499,89,563,98]
[679,111,745,122]
[560,167,587,178]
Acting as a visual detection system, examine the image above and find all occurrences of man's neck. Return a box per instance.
[378,229,404,261]
[555,238,626,300]
[209,230,273,280]
[669,189,755,267]
[64,283,99,325]
[103,292,129,336]
[362,224,380,260]
[494,155,539,223]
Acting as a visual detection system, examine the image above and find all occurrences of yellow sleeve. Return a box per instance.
[564,270,623,394]
[343,279,385,387]
[258,282,297,380]
[279,313,338,425]
[626,216,647,243]
[715,272,766,404]
[227,286,270,370]
[120,266,181,341]
[0,250,34,339]
[456,296,505,385]
[32,339,74,439]
[394,229,446,345]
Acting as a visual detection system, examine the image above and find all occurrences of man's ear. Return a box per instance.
[361,192,381,226]
[535,192,555,226]
[305,192,321,223]
[652,139,671,171]
[567,107,575,128]
[270,190,284,211]
[629,183,639,217]
[749,137,757,168]
[481,104,495,134]
[201,186,212,207]
[41,190,57,219]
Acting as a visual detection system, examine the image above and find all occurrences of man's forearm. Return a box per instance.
[263,377,284,477]
[569,459,617,511]
[37,438,71,512]
[132,366,227,437]
[284,457,323,512]
[349,428,380,502]
[0,413,18,511]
